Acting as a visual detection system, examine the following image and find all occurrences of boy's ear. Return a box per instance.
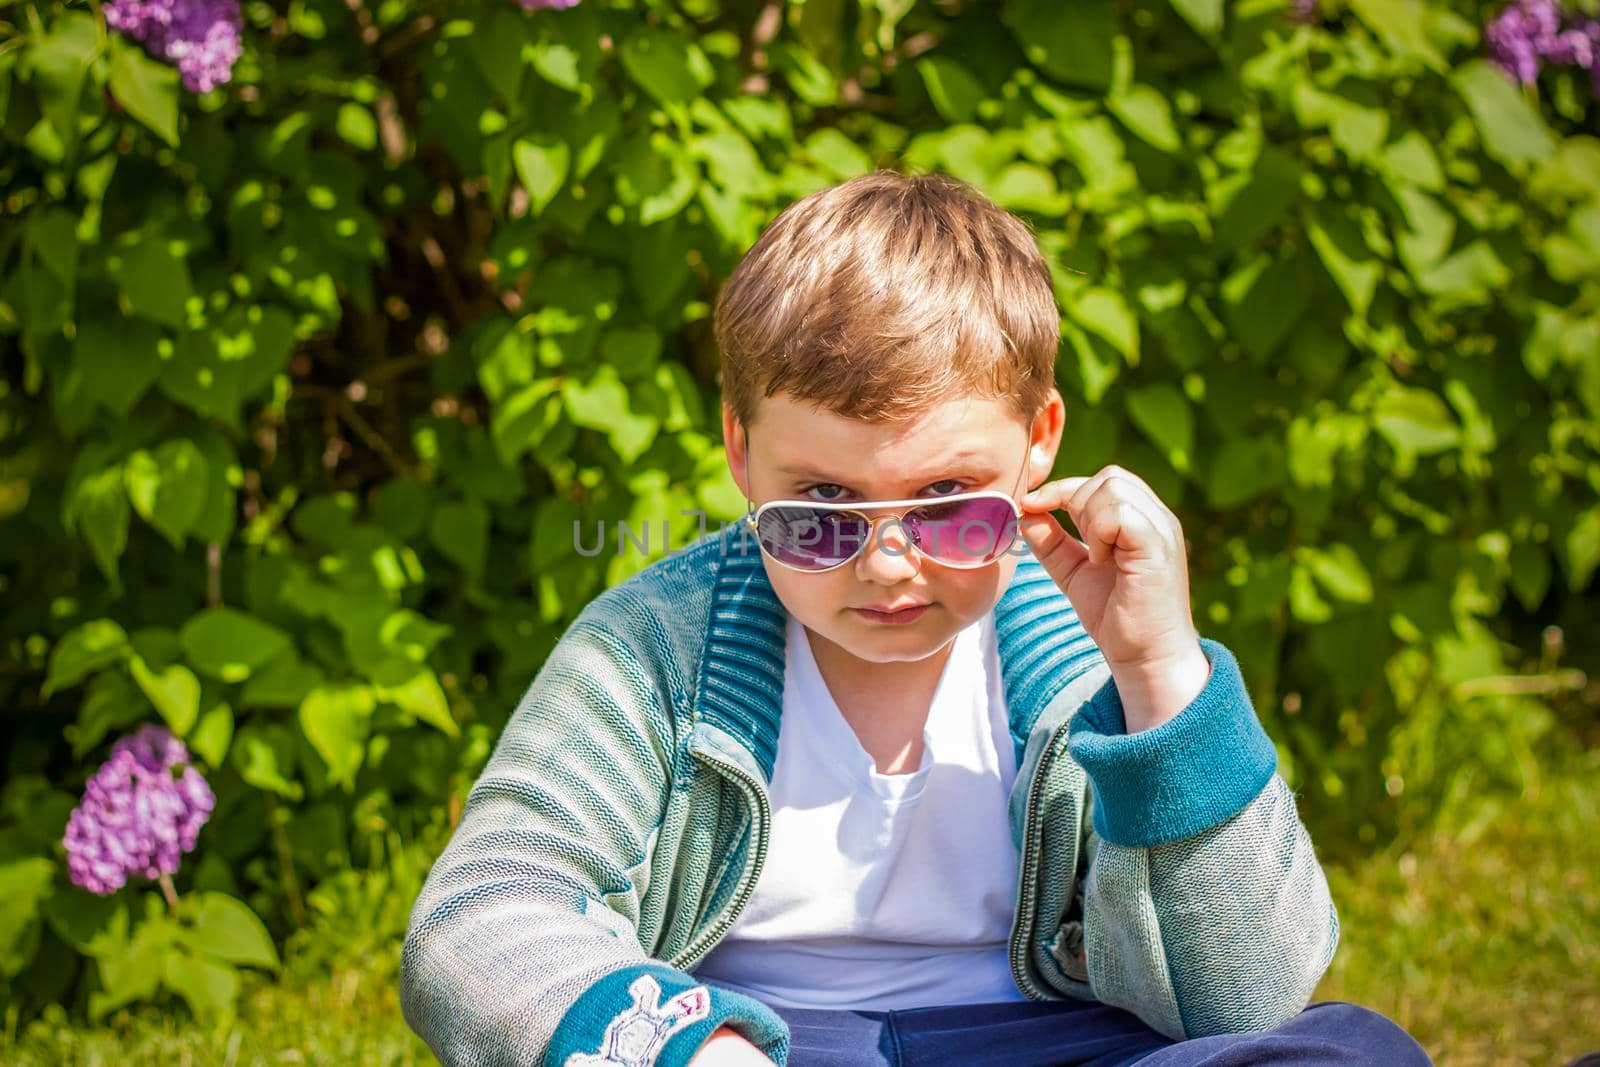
[1026,388,1067,490]
[721,402,751,498]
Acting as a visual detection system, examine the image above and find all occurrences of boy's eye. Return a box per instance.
[805,484,847,501]
[803,479,965,501]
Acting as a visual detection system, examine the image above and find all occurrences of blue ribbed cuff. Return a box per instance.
[1067,638,1277,848]
[546,962,789,1067]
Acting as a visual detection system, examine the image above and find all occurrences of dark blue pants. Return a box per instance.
[759,996,1430,1066]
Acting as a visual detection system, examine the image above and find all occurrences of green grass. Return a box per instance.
[1315,748,1600,1067]
[6,752,1597,1066]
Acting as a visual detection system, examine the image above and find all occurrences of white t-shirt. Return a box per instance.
[691,611,1028,1010]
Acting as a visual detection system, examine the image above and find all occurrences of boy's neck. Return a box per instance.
[803,624,960,775]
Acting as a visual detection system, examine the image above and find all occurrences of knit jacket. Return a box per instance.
[400,523,1339,1067]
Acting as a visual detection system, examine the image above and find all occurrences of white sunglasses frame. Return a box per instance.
[742,489,1025,574]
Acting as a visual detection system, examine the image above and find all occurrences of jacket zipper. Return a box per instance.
[1007,717,1072,1000]
[670,750,773,972]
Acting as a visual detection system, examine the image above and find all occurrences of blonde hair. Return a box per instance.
[713,169,1060,430]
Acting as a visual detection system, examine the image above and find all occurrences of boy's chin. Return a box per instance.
[824,609,967,662]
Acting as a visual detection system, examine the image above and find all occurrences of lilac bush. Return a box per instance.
[63,724,215,896]
[1486,0,1600,96]
[104,0,243,93]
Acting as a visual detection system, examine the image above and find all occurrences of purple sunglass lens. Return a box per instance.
[756,507,870,569]
[904,497,1018,564]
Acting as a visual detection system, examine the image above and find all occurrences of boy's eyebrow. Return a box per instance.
[774,448,998,484]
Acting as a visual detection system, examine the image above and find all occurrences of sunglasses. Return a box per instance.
[744,490,1024,573]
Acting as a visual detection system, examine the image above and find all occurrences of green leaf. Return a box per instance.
[1069,288,1139,366]
[0,858,55,979]
[429,498,490,580]
[230,724,304,800]
[1392,186,1456,274]
[1372,386,1461,457]
[163,949,240,1020]
[25,208,79,288]
[75,314,166,416]
[1508,541,1551,611]
[1003,0,1115,90]
[130,655,202,736]
[769,41,839,106]
[917,56,984,124]
[72,672,150,758]
[1125,384,1193,474]
[298,685,375,790]
[1213,148,1301,254]
[1453,60,1556,168]
[180,608,292,683]
[1206,436,1286,509]
[1565,506,1600,592]
[466,10,526,102]
[1415,241,1511,303]
[63,464,130,589]
[513,136,570,216]
[185,892,279,970]
[90,911,173,1020]
[1304,544,1374,603]
[1305,205,1381,318]
[376,669,459,737]
[986,162,1066,214]
[805,128,873,181]
[1288,563,1333,624]
[108,37,179,146]
[124,440,208,549]
[239,651,324,710]
[1222,252,1313,362]
[42,888,125,957]
[113,236,194,328]
[26,12,99,147]
[1107,85,1180,153]
[45,619,129,696]
[189,699,233,767]
[1169,0,1222,35]
[619,28,712,105]
[1347,0,1447,72]
[562,366,659,462]
[191,428,240,546]
[1380,130,1444,191]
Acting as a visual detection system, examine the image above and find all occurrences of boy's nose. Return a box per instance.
[854,515,921,583]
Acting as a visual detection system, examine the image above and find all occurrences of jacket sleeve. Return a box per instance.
[399,616,790,1067]
[1065,638,1339,1039]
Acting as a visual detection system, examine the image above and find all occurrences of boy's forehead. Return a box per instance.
[749,393,1026,483]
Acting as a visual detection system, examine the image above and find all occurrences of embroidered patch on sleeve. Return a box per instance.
[565,974,712,1067]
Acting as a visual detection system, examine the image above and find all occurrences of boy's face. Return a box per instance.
[723,388,1065,667]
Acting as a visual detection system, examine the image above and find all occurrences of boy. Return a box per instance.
[400,171,1429,1066]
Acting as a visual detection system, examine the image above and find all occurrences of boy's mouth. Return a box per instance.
[853,603,931,625]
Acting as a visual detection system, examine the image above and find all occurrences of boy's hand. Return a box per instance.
[1019,466,1211,733]
[689,1025,776,1066]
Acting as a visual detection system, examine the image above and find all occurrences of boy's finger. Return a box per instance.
[1019,511,1092,594]
[1021,476,1090,511]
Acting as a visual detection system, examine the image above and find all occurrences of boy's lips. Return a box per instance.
[859,601,930,613]
[853,602,931,624]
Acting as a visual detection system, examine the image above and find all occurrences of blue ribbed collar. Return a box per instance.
[691,523,1101,782]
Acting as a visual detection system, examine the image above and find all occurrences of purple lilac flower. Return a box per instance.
[63,724,215,896]
[104,0,243,94]
[1289,0,1318,24]
[1486,1,1600,97]
[1487,0,1562,83]
[518,0,582,9]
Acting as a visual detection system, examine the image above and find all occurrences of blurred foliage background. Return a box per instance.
[1,0,1597,1061]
